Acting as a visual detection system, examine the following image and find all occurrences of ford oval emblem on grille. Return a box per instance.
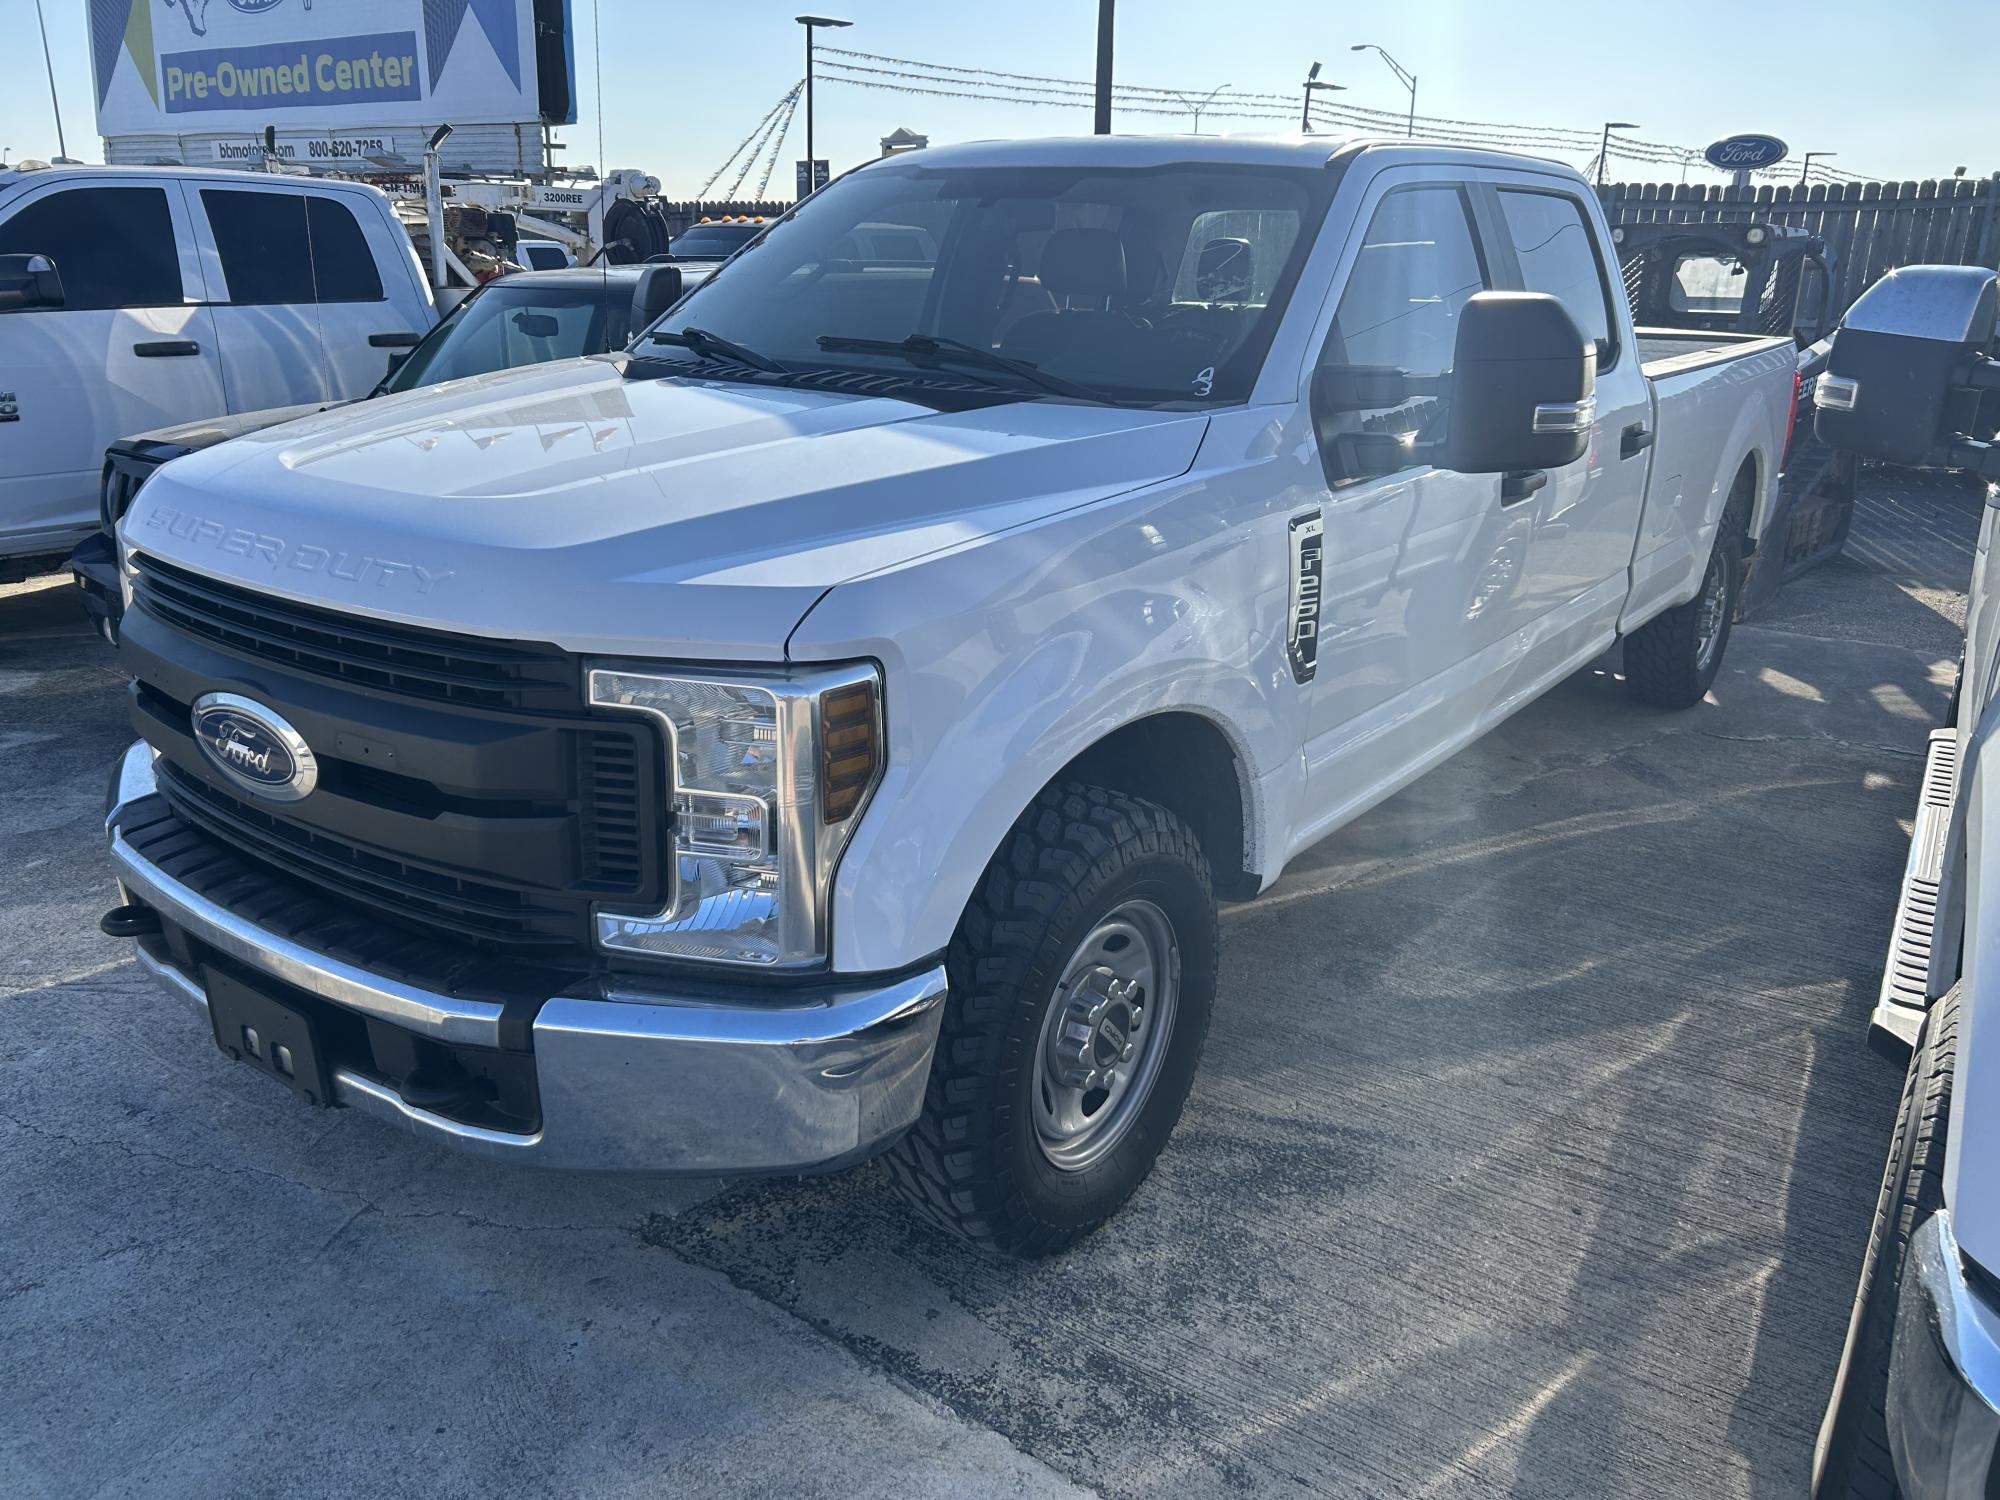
[190,692,318,802]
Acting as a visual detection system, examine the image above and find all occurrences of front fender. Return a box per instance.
[792,420,1308,974]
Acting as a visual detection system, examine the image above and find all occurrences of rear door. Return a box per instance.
[1476,174,1650,668]
[190,184,429,407]
[304,189,432,398]
[0,179,224,552]
[190,183,330,410]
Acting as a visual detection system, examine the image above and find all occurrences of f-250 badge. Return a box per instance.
[1287,510,1324,684]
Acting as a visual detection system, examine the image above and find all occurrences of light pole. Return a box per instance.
[33,0,67,163]
[1094,0,1115,135]
[1301,63,1344,134]
[796,15,851,194]
[1596,121,1637,188]
[1350,45,1416,138]
[1799,150,1836,188]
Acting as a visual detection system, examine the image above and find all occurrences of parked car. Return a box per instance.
[1808,263,2000,1499]
[69,262,693,641]
[95,135,1800,1257]
[0,163,434,584]
[1611,219,1857,614]
[664,216,768,263]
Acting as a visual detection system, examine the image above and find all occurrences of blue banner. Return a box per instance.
[160,30,422,114]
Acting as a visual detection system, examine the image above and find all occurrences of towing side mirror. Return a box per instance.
[1815,264,2000,470]
[0,253,64,312]
[629,264,684,337]
[1440,292,1596,475]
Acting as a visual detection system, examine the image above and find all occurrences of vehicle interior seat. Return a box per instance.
[1000,228,1143,369]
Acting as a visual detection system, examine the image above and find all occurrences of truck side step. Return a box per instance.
[1871,727,1960,1058]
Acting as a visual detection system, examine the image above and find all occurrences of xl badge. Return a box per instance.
[1286,510,1324,684]
[190,693,318,802]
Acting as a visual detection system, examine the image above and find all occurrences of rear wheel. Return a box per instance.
[1813,988,1959,1498]
[1625,525,1741,709]
[884,782,1216,1257]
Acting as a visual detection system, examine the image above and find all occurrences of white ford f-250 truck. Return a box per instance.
[1809,265,2000,1499]
[98,135,1797,1256]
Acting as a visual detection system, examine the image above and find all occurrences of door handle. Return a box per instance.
[368,331,423,348]
[1500,469,1548,505]
[133,340,200,358]
[1621,422,1655,458]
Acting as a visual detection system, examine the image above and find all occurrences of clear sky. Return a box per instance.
[5,0,1987,195]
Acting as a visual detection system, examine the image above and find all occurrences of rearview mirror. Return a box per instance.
[510,311,561,339]
[1814,264,2000,469]
[1440,292,1596,474]
[0,253,64,312]
[629,264,684,332]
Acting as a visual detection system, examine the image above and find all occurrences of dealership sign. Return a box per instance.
[89,0,554,137]
[1704,134,1790,171]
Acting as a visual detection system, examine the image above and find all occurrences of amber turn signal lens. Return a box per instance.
[819,680,880,823]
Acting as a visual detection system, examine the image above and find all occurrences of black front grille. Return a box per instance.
[119,562,668,960]
[131,553,579,710]
[156,758,582,951]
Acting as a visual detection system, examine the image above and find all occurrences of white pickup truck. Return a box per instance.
[97,136,1797,1256]
[1808,265,2000,1499]
[0,164,434,581]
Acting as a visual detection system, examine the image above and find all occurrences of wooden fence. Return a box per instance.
[1600,177,2000,318]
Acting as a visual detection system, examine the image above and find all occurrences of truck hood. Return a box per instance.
[121,357,1210,661]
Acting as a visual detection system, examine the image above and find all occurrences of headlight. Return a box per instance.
[587,662,883,968]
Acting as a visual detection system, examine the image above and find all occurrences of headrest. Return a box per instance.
[1039,228,1126,301]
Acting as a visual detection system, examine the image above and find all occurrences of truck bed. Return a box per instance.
[1637,328,1794,379]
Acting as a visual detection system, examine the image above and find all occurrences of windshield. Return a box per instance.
[654,160,1335,405]
[380,281,628,393]
[670,223,763,260]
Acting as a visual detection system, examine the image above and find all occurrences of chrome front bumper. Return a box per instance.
[1889,1212,2000,1497]
[105,741,946,1174]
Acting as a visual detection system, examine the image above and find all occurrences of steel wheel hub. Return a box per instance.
[1032,899,1180,1173]
[1694,550,1729,671]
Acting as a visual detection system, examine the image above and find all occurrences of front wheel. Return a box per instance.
[1625,527,1741,709]
[884,782,1217,1257]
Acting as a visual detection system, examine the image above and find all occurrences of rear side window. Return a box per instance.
[201,190,384,305]
[305,197,384,302]
[202,190,313,304]
[1496,190,1617,367]
[0,187,182,310]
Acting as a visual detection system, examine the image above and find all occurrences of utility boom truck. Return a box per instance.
[94,136,1798,1255]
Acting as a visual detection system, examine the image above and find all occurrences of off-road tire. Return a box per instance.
[884,782,1217,1257]
[1813,987,1960,1499]
[1625,526,1743,709]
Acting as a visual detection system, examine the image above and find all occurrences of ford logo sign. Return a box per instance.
[190,693,318,802]
[1704,134,1790,171]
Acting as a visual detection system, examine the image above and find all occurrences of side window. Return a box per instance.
[202,190,314,305]
[1496,190,1617,367]
[306,197,384,303]
[1316,185,1489,480]
[0,187,181,310]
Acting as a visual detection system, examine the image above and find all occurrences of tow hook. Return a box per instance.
[99,903,161,939]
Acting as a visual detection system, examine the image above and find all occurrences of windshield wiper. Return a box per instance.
[647,326,790,374]
[815,333,1102,401]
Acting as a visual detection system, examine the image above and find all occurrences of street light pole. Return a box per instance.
[1350,45,1416,138]
[796,15,851,195]
[1166,83,1230,135]
[1301,63,1344,134]
[1800,151,1836,188]
[33,0,68,162]
[1597,121,1637,188]
[1094,0,1116,135]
